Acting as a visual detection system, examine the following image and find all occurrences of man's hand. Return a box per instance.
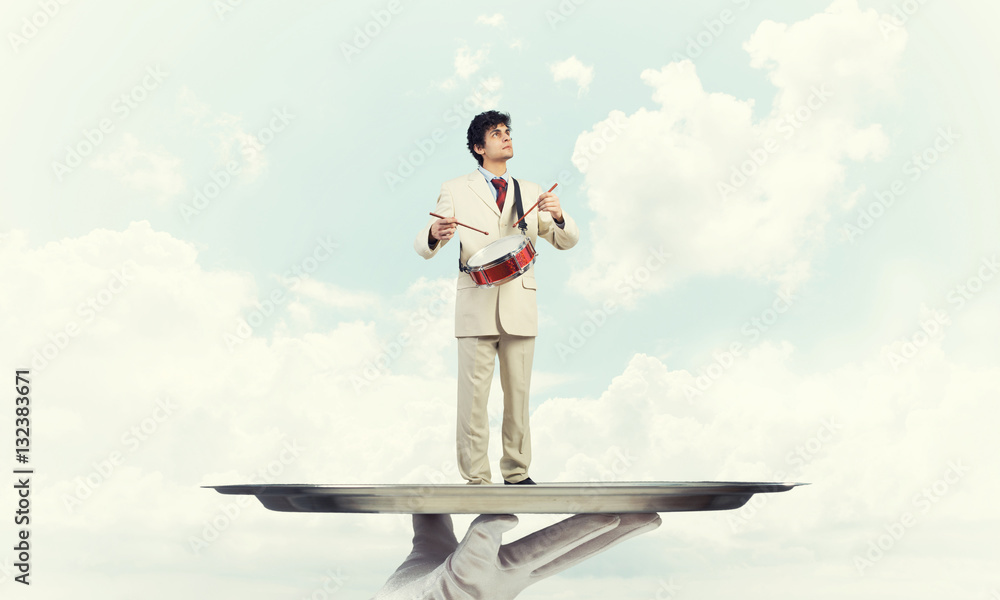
[430,217,458,243]
[373,512,661,599]
[537,192,563,222]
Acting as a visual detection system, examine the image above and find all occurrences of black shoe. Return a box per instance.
[504,477,536,485]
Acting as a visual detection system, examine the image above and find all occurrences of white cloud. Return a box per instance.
[530,338,999,585]
[91,133,185,202]
[291,277,381,310]
[470,75,503,110]
[0,224,465,491]
[455,45,489,79]
[550,55,594,96]
[176,86,269,180]
[440,74,505,110]
[1,221,462,595]
[568,0,905,303]
[745,0,907,108]
[3,219,997,596]
[437,44,496,96]
[476,13,505,28]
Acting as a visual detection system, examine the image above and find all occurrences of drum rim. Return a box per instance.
[467,235,533,271]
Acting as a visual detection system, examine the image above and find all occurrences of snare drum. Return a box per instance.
[465,235,537,288]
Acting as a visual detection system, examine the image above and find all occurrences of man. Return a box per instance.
[414,110,580,485]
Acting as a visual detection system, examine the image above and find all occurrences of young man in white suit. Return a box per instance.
[414,111,580,485]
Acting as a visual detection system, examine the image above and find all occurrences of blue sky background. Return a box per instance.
[2,1,998,598]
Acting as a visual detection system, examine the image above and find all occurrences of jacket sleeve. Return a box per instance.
[414,182,455,259]
[537,206,580,250]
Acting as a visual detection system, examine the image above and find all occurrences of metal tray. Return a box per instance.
[208,481,804,514]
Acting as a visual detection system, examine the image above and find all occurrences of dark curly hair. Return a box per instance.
[466,110,511,166]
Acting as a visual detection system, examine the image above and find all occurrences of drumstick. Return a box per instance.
[429,212,489,236]
[513,183,558,227]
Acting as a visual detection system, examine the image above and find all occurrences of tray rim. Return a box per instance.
[208,481,806,493]
[204,481,807,514]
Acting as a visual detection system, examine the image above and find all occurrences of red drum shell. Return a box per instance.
[466,236,536,288]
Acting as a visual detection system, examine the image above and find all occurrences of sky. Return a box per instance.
[1,0,998,598]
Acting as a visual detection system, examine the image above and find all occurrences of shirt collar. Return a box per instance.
[477,165,509,184]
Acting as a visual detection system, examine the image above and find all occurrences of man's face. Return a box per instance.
[475,123,513,163]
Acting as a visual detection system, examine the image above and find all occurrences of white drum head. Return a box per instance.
[467,235,527,268]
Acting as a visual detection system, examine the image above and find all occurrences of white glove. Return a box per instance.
[374,512,661,599]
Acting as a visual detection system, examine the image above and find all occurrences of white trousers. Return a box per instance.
[456,333,534,484]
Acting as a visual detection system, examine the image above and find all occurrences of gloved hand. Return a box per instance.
[374,512,661,599]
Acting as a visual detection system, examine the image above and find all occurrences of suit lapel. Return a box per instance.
[467,172,501,218]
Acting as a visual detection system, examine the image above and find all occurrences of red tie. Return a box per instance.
[492,178,507,212]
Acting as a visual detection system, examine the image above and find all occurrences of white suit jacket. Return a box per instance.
[414,171,580,337]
